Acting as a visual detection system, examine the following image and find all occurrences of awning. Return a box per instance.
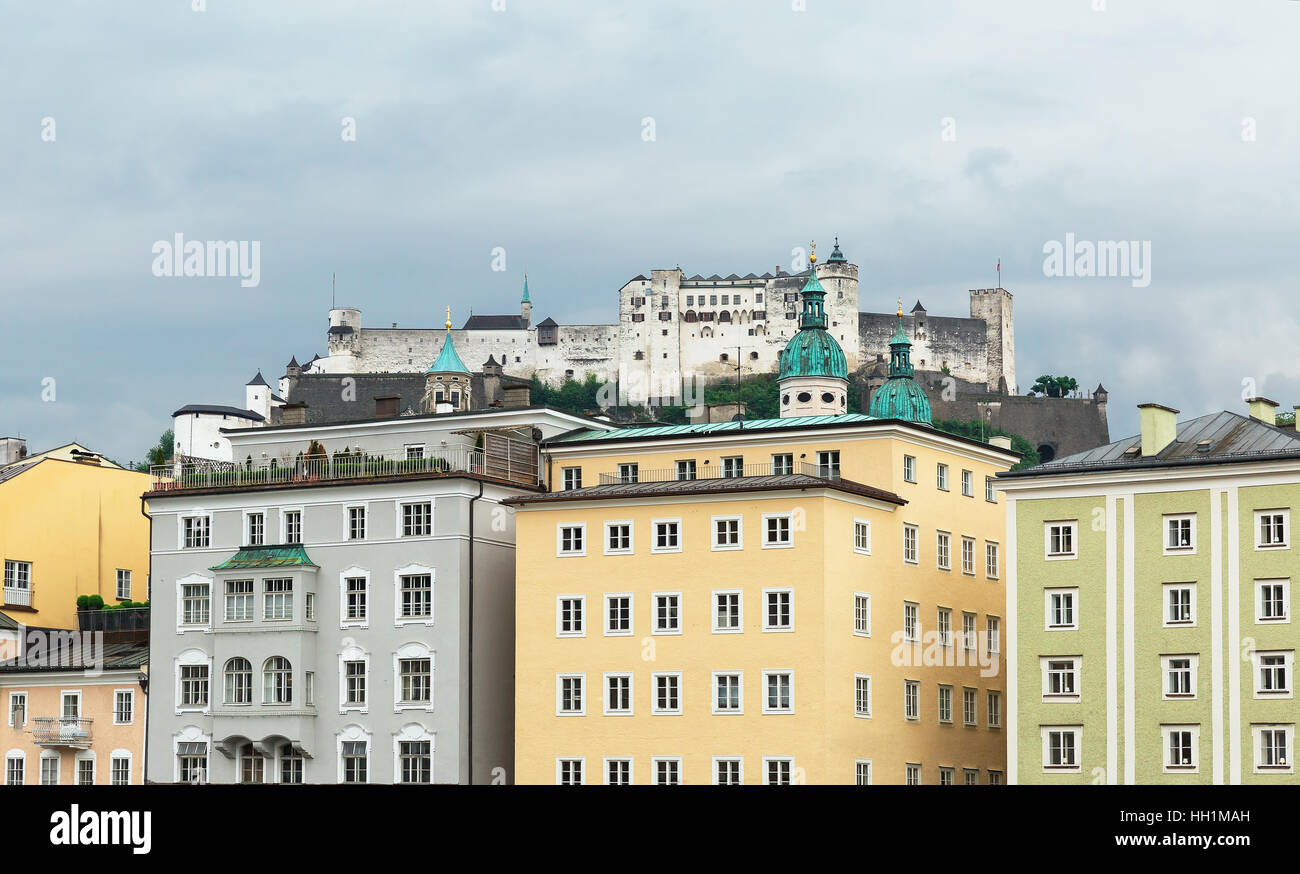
[210,545,318,571]
[177,742,208,756]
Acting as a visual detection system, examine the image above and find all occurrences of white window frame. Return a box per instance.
[1163,582,1197,627]
[652,757,683,785]
[603,520,634,556]
[345,503,368,541]
[339,567,370,629]
[961,469,973,497]
[762,670,794,714]
[1162,513,1197,555]
[393,563,435,626]
[1255,509,1290,550]
[174,649,213,714]
[339,644,370,714]
[1252,650,1294,699]
[1044,587,1079,631]
[556,523,587,557]
[762,587,794,632]
[1161,654,1198,700]
[987,690,1002,728]
[854,673,872,718]
[1041,725,1083,773]
[712,589,743,634]
[243,509,265,546]
[985,476,997,502]
[960,536,975,576]
[903,601,919,643]
[112,688,135,725]
[985,541,1000,579]
[115,568,132,600]
[936,531,951,571]
[903,523,919,565]
[7,692,27,727]
[936,463,949,491]
[396,499,434,538]
[1161,724,1200,774]
[853,592,871,637]
[603,757,632,786]
[651,672,683,715]
[853,518,872,555]
[903,454,916,483]
[762,756,795,786]
[651,518,683,554]
[555,673,586,716]
[712,756,744,786]
[556,594,586,638]
[603,672,633,716]
[555,757,586,785]
[281,506,304,545]
[1041,656,1081,702]
[986,615,1001,657]
[761,513,794,549]
[109,751,132,786]
[175,574,213,633]
[561,466,582,491]
[904,679,920,721]
[604,593,633,637]
[711,515,743,551]
[1252,724,1295,774]
[711,671,744,715]
[855,759,873,785]
[1256,578,1291,624]
[651,591,683,636]
[937,684,953,724]
[178,512,212,550]
[1044,521,1078,560]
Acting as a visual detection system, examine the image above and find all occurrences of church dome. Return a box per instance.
[868,302,932,424]
[779,328,848,380]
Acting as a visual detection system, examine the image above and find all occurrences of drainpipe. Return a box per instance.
[466,479,484,785]
[139,494,152,783]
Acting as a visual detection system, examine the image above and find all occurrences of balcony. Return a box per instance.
[151,441,540,492]
[2,585,33,609]
[77,606,150,637]
[598,461,840,485]
[31,717,94,749]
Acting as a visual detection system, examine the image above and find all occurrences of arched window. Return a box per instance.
[224,657,252,705]
[263,657,292,704]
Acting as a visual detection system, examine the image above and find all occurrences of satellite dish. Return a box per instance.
[730,414,746,422]
[531,427,544,443]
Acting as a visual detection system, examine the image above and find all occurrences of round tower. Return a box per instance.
[867,300,933,424]
[778,242,849,418]
[424,307,473,412]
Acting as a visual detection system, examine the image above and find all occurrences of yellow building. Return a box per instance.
[0,447,151,629]
[508,267,1017,784]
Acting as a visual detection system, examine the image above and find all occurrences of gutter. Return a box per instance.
[466,479,484,785]
[139,493,152,784]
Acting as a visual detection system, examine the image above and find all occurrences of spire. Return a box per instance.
[826,236,846,264]
[869,299,931,424]
[797,240,828,330]
[428,309,470,374]
[445,306,452,330]
[521,274,531,303]
[887,304,914,378]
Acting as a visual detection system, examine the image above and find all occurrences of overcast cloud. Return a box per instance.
[2,0,1297,464]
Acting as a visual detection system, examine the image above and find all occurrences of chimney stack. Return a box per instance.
[281,402,309,425]
[989,436,1013,450]
[1137,403,1179,457]
[1246,396,1279,425]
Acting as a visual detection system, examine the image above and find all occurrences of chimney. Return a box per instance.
[281,402,309,426]
[1137,403,1179,456]
[1246,396,1279,425]
[0,437,27,466]
[989,436,1013,450]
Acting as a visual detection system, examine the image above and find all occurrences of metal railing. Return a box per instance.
[31,717,94,748]
[151,443,540,491]
[598,461,840,485]
[2,585,32,607]
[77,606,150,633]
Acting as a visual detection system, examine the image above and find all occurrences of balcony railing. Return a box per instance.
[31,717,94,748]
[78,606,150,633]
[151,442,540,492]
[598,461,840,485]
[2,585,33,608]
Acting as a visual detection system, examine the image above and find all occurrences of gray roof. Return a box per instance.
[172,404,266,422]
[0,458,40,485]
[462,314,527,331]
[1002,410,1300,478]
[286,373,428,423]
[504,473,905,507]
[0,639,148,672]
[246,371,270,387]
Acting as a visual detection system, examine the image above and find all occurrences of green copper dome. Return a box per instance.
[778,265,848,380]
[868,311,932,424]
[428,332,470,374]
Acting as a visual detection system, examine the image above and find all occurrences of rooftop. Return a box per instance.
[505,471,904,507]
[211,544,318,571]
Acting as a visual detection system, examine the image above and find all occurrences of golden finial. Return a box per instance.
[445,306,452,330]
[808,239,817,265]
[897,298,903,317]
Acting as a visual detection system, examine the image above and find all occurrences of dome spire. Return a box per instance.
[777,237,849,418]
[869,301,931,423]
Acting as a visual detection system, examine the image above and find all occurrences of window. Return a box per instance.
[763,514,793,548]
[246,512,264,546]
[1255,651,1293,697]
[986,616,1001,656]
[764,758,793,786]
[557,674,585,715]
[8,692,26,727]
[904,680,920,721]
[903,524,918,564]
[605,673,632,715]
[936,532,951,570]
[960,537,975,575]
[905,763,921,785]
[713,516,742,550]
[401,502,432,537]
[853,519,871,554]
[60,691,80,720]
[903,455,916,483]
[961,469,973,497]
[764,671,793,713]
[1164,514,1196,553]
[1046,589,1078,630]
[557,596,585,636]
[985,542,999,579]
[853,593,871,636]
[115,569,131,600]
[963,688,977,726]
[652,519,681,552]
[985,476,996,502]
[937,608,952,647]
[1046,521,1077,559]
[177,745,208,784]
[279,745,303,784]
[180,664,209,707]
[40,755,59,786]
[1257,579,1290,622]
[562,467,582,490]
[224,579,254,621]
[617,463,639,484]
[987,691,1002,728]
[714,590,742,632]
[764,589,793,631]
[721,456,744,478]
[771,453,793,475]
[557,524,585,556]
[936,463,949,491]
[344,576,367,623]
[715,758,743,786]
[181,582,210,626]
[399,658,432,704]
[284,510,302,544]
[903,602,919,643]
[605,758,632,786]
[239,743,265,784]
[653,758,681,786]
[964,768,979,786]
[714,673,742,713]
[1165,583,1196,626]
[111,756,131,786]
[938,767,954,786]
[1043,727,1081,771]
[605,522,632,554]
[1163,726,1199,772]
[1163,655,1196,698]
[344,661,366,707]
[1254,726,1294,772]
[113,690,133,725]
[263,578,293,621]
[855,675,872,717]
[400,574,432,619]
[988,770,1004,785]
[263,657,292,704]
[73,757,93,785]
[348,506,366,540]
[305,671,314,705]
[1043,658,1080,700]
[341,742,368,784]
[605,594,632,635]
[225,658,253,705]
[556,758,584,786]
[855,761,872,785]
[817,450,840,478]
[937,685,953,723]
[962,612,977,652]
[653,673,682,714]
[653,593,681,634]
[675,459,696,481]
[182,515,210,548]
[1256,510,1289,548]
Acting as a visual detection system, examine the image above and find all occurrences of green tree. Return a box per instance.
[133,429,174,472]
[931,418,1041,471]
[1030,375,1079,398]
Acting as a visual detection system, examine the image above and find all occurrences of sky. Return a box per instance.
[1,0,1297,465]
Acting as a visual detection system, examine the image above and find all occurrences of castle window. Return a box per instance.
[750,351,758,359]
[720,353,729,362]
[686,296,694,306]
[632,313,645,322]
[451,392,460,406]
[796,392,811,403]
[658,311,672,321]
[634,351,644,360]
[710,295,718,305]
[755,293,763,304]
[661,296,668,308]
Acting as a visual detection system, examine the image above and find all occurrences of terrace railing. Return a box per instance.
[597,461,840,485]
[31,717,94,748]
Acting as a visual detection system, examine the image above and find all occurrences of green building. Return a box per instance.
[998,398,1300,784]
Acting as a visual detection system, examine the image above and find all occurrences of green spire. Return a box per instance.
[868,300,931,423]
[777,242,848,381]
[521,273,530,303]
[428,307,470,374]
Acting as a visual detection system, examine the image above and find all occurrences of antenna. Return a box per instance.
[332,272,336,309]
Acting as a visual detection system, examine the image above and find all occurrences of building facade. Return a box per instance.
[999,398,1300,784]
[144,387,610,784]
